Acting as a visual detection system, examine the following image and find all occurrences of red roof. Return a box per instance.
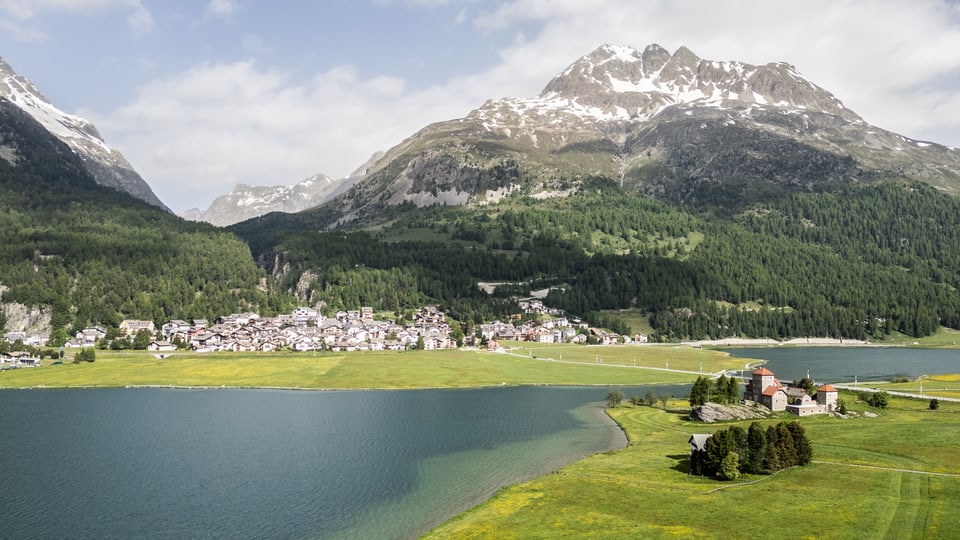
[752,367,774,376]
[818,384,838,392]
[762,386,782,396]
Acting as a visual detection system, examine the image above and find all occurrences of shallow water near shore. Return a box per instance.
[0,385,678,539]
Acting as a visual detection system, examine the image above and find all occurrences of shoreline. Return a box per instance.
[681,337,878,347]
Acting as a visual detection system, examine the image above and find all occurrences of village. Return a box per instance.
[1,300,648,367]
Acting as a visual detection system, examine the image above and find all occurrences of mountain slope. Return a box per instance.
[0,57,169,211]
[321,43,959,225]
[0,97,268,340]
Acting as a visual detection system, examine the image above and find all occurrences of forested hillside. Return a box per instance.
[0,99,278,343]
[233,180,960,341]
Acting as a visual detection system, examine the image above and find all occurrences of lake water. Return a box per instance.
[723,347,960,383]
[0,385,682,539]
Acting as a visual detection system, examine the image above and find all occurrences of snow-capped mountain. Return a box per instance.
[0,57,168,210]
[183,152,381,226]
[183,174,343,227]
[325,43,960,225]
[473,43,859,132]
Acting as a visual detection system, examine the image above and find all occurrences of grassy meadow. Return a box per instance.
[0,344,741,390]
[883,373,960,400]
[425,391,960,539]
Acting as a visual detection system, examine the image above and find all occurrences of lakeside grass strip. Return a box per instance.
[0,346,743,390]
[425,393,960,539]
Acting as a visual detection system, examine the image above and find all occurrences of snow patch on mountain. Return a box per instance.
[0,57,169,210]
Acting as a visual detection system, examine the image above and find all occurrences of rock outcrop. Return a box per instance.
[690,402,772,423]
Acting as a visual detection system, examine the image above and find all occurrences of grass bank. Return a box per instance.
[0,345,740,390]
[425,391,960,539]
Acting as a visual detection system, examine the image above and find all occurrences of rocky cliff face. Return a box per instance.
[324,44,960,225]
[0,57,169,211]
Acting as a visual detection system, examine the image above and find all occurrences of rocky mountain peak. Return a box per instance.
[0,56,169,210]
[480,44,862,132]
[641,43,671,72]
[307,43,960,228]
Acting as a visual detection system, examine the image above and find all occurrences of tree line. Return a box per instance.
[690,421,813,480]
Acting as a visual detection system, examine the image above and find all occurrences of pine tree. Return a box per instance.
[720,451,741,480]
[726,376,741,404]
[786,421,813,465]
[746,422,767,474]
[689,376,712,407]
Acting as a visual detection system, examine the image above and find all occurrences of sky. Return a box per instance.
[1,0,959,214]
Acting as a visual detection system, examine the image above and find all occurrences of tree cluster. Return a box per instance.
[689,375,740,407]
[690,421,812,479]
[861,391,890,409]
[73,348,95,363]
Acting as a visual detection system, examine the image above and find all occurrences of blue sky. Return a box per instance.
[2,0,960,213]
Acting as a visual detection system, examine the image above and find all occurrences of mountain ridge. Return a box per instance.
[0,56,169,211]
[183,152,383,226]
[314,43,959,226]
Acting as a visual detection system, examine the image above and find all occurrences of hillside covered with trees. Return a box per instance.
[233,179,960,342]
[0,99,280,343]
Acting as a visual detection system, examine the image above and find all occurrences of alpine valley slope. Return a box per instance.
[315,43,960,226]
[0,98,267,340]
[0,57,168,211]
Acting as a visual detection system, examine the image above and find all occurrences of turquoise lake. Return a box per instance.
[0,385,682,539]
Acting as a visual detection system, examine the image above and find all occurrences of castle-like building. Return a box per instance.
[744,367,838,416]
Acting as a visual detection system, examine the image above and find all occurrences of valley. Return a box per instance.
[2,5,960,538]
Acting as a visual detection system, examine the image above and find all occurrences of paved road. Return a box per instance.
[493,349,719,376]
[830,384,960,403]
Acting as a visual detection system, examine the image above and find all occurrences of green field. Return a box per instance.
[884,373,960,400]
[426,392,960,539]
[0,345,741,390]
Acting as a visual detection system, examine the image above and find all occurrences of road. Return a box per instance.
[830,384,960,403]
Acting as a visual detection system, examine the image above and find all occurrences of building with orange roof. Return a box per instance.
[744,366,838,415]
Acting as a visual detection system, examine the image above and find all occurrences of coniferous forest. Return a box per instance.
[232,180,960,342]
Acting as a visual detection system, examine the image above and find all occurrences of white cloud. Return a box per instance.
[204,0,238,20]
[97,60,484,212]
[0,16,48,42]
[0,0,153,34]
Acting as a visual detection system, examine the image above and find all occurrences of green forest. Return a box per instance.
[233,181,960,342]
[0,100,278,343]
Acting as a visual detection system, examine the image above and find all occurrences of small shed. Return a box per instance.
[689,433,712,454]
